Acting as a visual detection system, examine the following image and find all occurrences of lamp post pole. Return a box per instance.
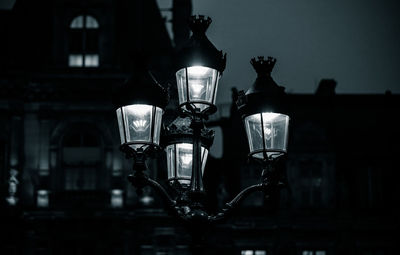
[189,113,205,197]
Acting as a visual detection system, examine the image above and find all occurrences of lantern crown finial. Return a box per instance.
[250,56,276,76]
[189,15,212,35]
[174,15,226,73]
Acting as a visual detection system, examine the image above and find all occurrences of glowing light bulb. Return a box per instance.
[133,104,152,115]
[190,82,205,99]
[181,154,192,167]
[264,126,272,136]
[127,104,152,132]
[262,112,280,121]
[131,119,148,132]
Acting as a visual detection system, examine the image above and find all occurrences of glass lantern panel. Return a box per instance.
[166,145,176,183]
[153,107,163,145]
[116,104,163,150]
[176,66,220,112]
[165,143,208,185]
[244,112,289,159]
[116,108,125,144]
[176,143,193,185]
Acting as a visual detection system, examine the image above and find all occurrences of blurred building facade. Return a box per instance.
[0,0,398,254]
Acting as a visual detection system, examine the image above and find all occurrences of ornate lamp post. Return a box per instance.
[117,16,290,224]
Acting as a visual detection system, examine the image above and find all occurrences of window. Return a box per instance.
[62,131,101,190]
[302,250,326,255]
[110,189,123,208]
[241,250,267,255]
[68,15,99,67]
[37,190,49,208]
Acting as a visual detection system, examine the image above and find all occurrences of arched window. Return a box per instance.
[68,15,99,67]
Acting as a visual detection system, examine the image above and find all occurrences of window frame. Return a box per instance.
[68,14,100,68]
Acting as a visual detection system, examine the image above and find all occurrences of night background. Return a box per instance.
[0,0,399,254]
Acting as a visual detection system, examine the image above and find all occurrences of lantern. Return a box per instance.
[163,117,214,186]
[116,104,163,151]
[244,112,289,159]
[237,56,290,160]
[175,15,226,114]
[113,66,168,155]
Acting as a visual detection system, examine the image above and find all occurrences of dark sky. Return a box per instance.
[193,0,400,103]
[2,0,399,104]
[0,0,13,9]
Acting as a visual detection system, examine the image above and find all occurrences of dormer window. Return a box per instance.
[68,15,99,68]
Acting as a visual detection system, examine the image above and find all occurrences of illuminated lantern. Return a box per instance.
[237,56,289,160]
[163,117,213,186]
[114,66,168,155]
[175,15,226,115]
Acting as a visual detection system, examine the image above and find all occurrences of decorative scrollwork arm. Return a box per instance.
[208,184,264,223]
[128,174,177,211]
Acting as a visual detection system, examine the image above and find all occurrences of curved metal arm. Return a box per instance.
[129,174,199,220]
[144,177,177,209]
[128,149,286,223]
[208,183,264,223]
[128,174,176,210]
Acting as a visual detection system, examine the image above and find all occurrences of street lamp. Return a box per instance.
[113,64,168,183]
[119,16,290,224]
[116,104,163,152]
[175,15,226,115]
[163,117,213,187]
[237,56,290,161]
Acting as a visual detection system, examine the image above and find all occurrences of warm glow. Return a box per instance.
[132,119,149,131]
[37,190,49,208]
[131,104,152,115]
[38,190,48,196]
[116,104,163,149]
[261,112,280,121]
[165,142,209,185]
[187,66,210,76]
[140,195,154,205]
[111,189,123,208]
[244,112,289,159]
[181,154,192,167]
[112,189,123,195]
[179,143,193,167]
[175,66,220,112]
[127,104,152,132]
[190,82,205,99]
[264,126,272,136]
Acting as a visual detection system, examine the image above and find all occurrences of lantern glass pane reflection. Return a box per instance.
[176,66,220,112]
[166,143,208,185]
[244,112,289,159]
[116,104,163,150]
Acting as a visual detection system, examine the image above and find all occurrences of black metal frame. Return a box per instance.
[118,105,163,157]
[178,67,221,115]
[165,143,208,187]
[127,145,286,224]
[127,103,287,224]
[119,17,288,225]
[243,111,289,161]
[237,56,289,162]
